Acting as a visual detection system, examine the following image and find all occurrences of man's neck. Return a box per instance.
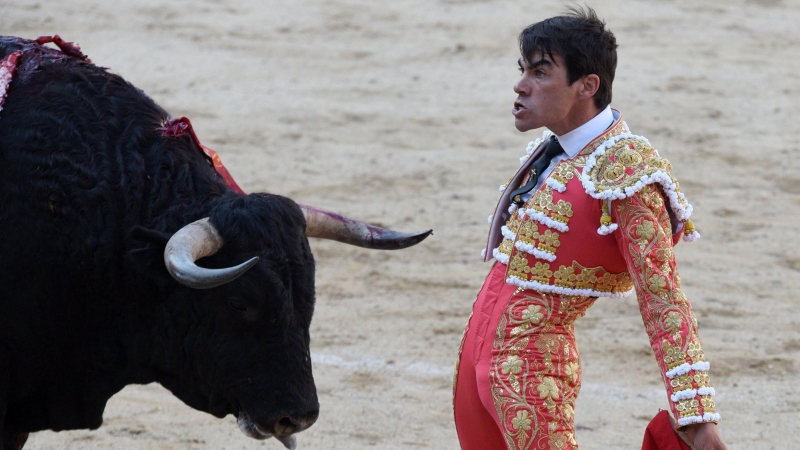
[552,106,615,157]
[547,103,602,136]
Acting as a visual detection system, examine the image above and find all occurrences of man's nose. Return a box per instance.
[514,76,529,95]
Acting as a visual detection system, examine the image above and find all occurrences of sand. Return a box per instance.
[2,0,799,448]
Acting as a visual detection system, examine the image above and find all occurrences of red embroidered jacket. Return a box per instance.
[482,113,717,428]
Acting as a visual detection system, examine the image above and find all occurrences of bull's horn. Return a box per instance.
[300,205,432,250]
[164,218,259,289]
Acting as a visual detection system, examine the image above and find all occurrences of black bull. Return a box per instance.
[0,36,430,449]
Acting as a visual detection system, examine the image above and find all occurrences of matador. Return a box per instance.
[452,8,728,450]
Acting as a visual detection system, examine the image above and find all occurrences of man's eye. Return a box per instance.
[535,70,545,77]
[518,67,524,74]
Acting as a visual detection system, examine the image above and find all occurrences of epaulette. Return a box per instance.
[580,133,699,241]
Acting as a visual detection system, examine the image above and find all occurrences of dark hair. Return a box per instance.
[519,6,618,109]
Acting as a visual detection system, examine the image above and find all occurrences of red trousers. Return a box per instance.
[454,262,510,449]
[454,262,593,450]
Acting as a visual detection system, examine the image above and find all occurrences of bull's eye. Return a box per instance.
[226,298,250,313]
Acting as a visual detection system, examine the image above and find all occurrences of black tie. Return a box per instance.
[509,136,564,207]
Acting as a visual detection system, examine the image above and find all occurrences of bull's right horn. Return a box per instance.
[164,218,259,289]
[300,205,432,250]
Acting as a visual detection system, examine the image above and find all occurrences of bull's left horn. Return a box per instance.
[164,218,259,289]
[300,205,432,250]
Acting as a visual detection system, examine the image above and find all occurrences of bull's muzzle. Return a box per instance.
[237,409,319,449]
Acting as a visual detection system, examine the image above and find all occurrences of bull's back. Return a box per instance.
[0,38,227,376]
[0,37,227,277]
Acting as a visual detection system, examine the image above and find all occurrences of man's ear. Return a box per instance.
[579,74,601,100]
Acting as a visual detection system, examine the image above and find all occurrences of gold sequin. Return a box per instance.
[676,398,700,418]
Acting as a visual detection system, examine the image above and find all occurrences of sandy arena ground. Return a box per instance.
[2,0,800,448]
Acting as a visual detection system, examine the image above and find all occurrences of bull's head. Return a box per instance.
[159,194,430,448]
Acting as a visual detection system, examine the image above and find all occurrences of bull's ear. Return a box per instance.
[125,226,174,290]
[128,225,171,245]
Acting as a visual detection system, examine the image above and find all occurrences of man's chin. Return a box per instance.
[514,120,539,132]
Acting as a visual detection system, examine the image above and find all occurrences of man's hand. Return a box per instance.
[685,422,728,450]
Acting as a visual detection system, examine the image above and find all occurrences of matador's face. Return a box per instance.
[512,52,583,134]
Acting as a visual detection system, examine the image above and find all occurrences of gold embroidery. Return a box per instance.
[686,339,705,364]
[490,291,591,450]
[700,396,717,413]
[502,355,524,372]
[509,252,537,280]
[662,340,686,370]
[550,162,575,186]
[553,266,577,288]
[614,184,714,422]
[670,374,694,392]
[603,163,626,182]
[527,185,574,226]
[636,220,655,241]
[537,377,560,400]
[676,398,700,418]
[531,262,553,284]
[548,261,634,293]
[586,138,692,217]
[693,371,710,387]
[522,305,544,325]
[539,230,561,254]
[499,238,514,256]
[648,274,667,293]
[579,122,628,156]
[664,311,683,332]
[618,147,643,166]
[512,410,533,431]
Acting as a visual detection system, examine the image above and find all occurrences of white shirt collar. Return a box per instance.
[552,106,615,157]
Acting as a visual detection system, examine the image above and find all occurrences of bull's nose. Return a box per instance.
[274,410,319,436]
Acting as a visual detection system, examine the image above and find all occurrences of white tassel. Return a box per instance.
[677,416,705,427]
[501,226,516,241]
[683,231,700,242]
[545,178,567,193]
[666,361,710,379]
[670,388,698,402]
[492,248,509,265]
[665,363,692,379]
[697,386,716,397]
[597,223,618,235]
[514,240,557,262]
[525,209,569,233]
[676,412,720,427]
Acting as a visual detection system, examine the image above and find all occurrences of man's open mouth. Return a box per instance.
[513,100,526,115]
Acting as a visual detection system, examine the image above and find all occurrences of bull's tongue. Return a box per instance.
[276,435,297,450]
